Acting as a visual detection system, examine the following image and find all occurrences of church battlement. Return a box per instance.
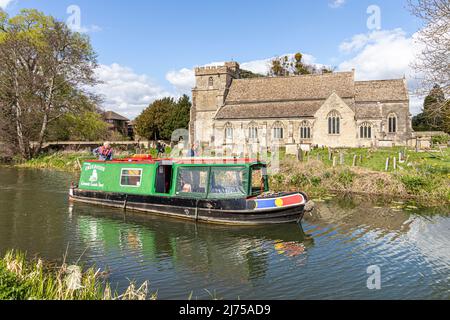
[195,62,240,76]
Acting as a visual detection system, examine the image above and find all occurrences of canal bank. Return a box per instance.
[0,167,449,299]
[7,148,450,207]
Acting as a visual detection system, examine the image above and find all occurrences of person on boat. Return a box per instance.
[156,142,165,158]
[188,143,198,157]
[179,177,192,193]
[93,142,113,161]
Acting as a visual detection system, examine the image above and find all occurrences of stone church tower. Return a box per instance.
[190,62,240,145]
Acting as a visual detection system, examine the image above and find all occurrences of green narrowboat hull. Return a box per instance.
[69,189,307,225]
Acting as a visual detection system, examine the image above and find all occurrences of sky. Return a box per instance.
[1,0,425,118]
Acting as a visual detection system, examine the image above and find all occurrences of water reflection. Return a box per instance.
[74,206,312,285]
[0,167,449,299]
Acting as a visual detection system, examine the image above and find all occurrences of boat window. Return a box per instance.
[120,169,142,187]
[176,167,209,197]
[251,166,268,194]
[208,167,247,198]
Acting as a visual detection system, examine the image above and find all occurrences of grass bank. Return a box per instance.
[270,147,450,207]
[0,250,155,300]
[14,147,172,172]
[12,147,450,207]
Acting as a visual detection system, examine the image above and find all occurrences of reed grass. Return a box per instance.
[270,157,450,206]
[0,250,156,300]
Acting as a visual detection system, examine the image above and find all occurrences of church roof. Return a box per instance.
[214,71,408,121]
[225,72,355,103]
[215,100,324,120]
[355,79,408,102]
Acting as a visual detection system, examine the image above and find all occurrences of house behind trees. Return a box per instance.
[103,111,132,139]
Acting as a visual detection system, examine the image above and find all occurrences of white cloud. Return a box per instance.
[329,0,346,8]
[338,28,425,114]
[0,0,13,9]
[94,63,172,119]
[165,68,195,93]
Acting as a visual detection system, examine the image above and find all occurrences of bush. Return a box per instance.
[432,135,449,145]
[289,174,308,187]
[400,175,430,193]
[337,169,355,188]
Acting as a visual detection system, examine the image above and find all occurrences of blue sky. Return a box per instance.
[1,0,424,118]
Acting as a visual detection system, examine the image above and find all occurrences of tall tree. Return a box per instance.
[134,95,191,141]
[0,9,99,159]
[412,85,450,133]
[268,52,334,77]
[423,84,447,129]
[408,0,449,96]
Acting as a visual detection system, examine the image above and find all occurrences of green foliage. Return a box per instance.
[240,69,265,79]
[268,52,333,77]
[400,175,431,193]
[431,134,449,145]
[414,85,450,133]
[0,250,154,300]
[48,112,109,141]
[337,169,354,188]
[0,9,99,159]
[0,262,30,300]
[135,95,191,141]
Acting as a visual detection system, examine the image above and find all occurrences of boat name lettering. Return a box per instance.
[84,164,106,172]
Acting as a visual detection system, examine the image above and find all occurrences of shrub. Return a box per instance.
[432,135,449,145]
[337,169,355,188]
[289,174,308,187]
[400,175,430,193]
[310,176,322,187]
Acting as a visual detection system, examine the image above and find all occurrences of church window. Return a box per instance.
[248,126,258,139]
[208,77,214,87]
[300,121,311,139]
[273,122,284,139]
[388,114,397,133]
[328,110,341,135]
[225,125,233,140]
[359,122,372,139]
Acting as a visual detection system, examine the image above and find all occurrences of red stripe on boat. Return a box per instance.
[282,194,304,206]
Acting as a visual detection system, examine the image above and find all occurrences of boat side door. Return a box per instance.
[154,161,173,195]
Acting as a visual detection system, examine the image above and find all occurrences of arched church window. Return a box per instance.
[327,110,341,135]
[273,122,284,140]
[208,77,214,87]
[248,124,258,139]
[359,122,372,139]
[388,114,397,133]
[225,123,233,140]
[300,121,311,139]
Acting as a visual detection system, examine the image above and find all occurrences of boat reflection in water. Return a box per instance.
[68,194,450,299]
[73,204,314,285]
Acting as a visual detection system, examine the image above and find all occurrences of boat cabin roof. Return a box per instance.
[86,156,266,167]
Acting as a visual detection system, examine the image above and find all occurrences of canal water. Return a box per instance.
[0,167,449,299]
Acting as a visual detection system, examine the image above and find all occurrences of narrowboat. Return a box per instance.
[69,155,313,225]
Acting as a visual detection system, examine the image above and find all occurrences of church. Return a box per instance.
[189,62,413,154]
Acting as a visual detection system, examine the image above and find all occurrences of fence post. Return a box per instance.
[385,157,390,171]
[353,155,357,167]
